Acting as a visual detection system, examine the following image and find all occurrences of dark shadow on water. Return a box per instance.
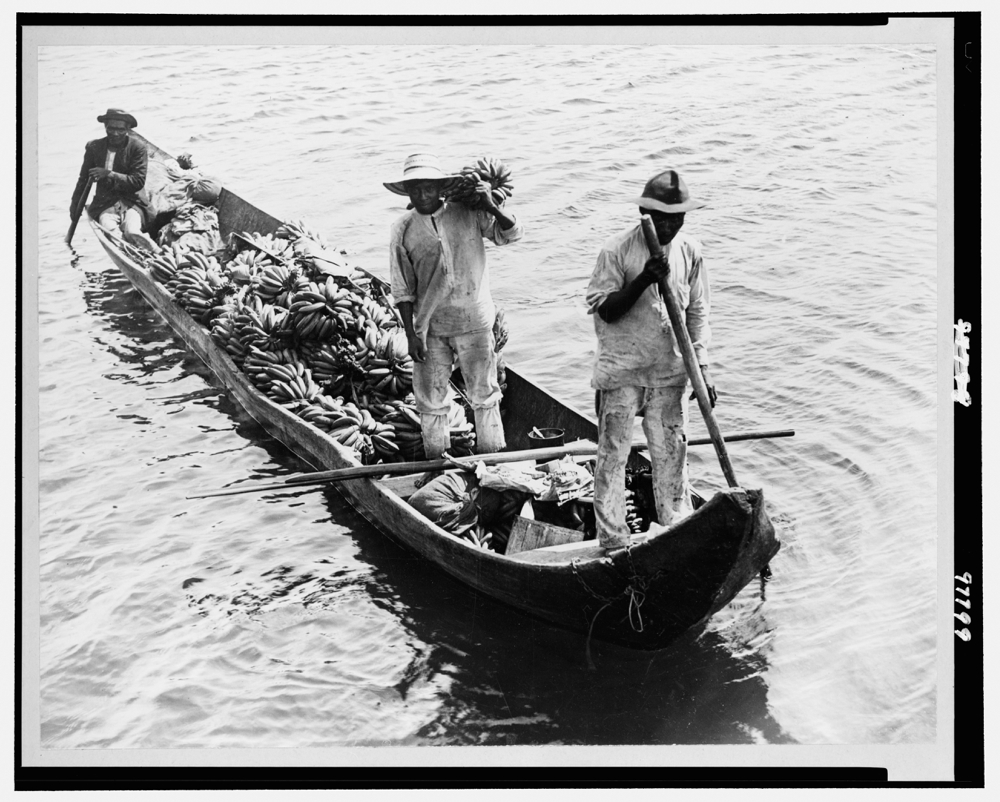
[317,487,796,746]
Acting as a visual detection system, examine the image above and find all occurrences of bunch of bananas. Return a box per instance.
[227,249,268,286]
[364,329,413,399]
[287,282,341,343]
[378,400,425,461]
[275,218,327,248]
[210,301,250,364]
[260,360,322,407]
[298,342,340,386]
[294,394,352,432]
[243,345,303,395]
[445,156,514,209]
[624,487,647,535]
[239,231,295,260]
[233,299,292,353]
[300,398,399,463]
[255,263,311,308]
[285,277,395,346]
[147,250,179,285]
[447,401,476,457]
[463,525,493,551]
[168,252,234,324]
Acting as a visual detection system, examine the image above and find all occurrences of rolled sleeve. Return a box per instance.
[585,247,624,315]
[479,210,523,245]
[685,247,711,364]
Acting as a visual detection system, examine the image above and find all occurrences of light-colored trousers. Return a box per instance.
[98,202,157,252]
[594,385,693,548]
[413,329,505,459]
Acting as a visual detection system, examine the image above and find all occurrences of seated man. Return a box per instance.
[70,108,159,253]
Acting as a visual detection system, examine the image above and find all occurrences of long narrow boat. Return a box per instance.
[87,133,780,650]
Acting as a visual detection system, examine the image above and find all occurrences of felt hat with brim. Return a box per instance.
[97,108,138,128]
[633,169,705,213]
[383,153,461,196]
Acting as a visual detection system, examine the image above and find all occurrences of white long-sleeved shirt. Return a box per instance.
[389,202,523,343]
[585,226,711,390]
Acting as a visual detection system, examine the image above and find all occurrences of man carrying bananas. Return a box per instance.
[385,153,524,460]
[70,108,160,253]
[586,169,717,551]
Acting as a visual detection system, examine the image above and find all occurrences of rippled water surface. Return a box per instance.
[33,42,939,748]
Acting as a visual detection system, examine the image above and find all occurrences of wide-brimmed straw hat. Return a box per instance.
[633,169,705,213]
[97,108,138,128]
[383,153,461,196]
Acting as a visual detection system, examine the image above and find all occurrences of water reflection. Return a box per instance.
[342,509,795,745]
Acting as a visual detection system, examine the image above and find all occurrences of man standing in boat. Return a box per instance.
[386,153,524,459]
[70,108,159,253]
[586,169,717,550]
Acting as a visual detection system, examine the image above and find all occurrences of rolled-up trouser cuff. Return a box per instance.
[420,412,451,460]
[473,404,506,454]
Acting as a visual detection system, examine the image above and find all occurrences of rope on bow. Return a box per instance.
[571,544,660,668]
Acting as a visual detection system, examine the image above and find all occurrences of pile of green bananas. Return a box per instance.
[445,156,514,209]
[137,217,482,465]
[226,249,269,287]
[147,250,180,285]
[377,400,425,461]
[167,251,235,325]
[243,345,303,398]
[231,294,292,354]
[255,263,311,307]
[262,360,323,405]
[366,329,413,399]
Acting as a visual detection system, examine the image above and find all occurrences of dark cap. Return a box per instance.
[97,108,138,128]
[633,169,705,213]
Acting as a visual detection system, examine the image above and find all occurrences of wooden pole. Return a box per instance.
[188,428,794,501]
[640,214,739,487]
[65,177,94,246]
[683,428,793,448]
[187,440,601,499]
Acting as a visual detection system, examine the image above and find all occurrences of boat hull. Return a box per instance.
[88,135,780,649]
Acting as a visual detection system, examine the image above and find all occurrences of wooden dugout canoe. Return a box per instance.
[88,133,781,650]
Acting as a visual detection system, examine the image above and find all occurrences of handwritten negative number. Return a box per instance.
[954,573,972,641]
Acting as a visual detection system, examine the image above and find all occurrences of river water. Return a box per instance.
[31,41,940,752]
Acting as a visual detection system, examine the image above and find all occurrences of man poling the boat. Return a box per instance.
[386,152,524,460]
[586,169,717,551]
[69,108,160,253]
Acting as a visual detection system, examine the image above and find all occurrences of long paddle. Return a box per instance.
[640,214,739,487]
[187,428,794,500]
[65,176,94,246]
[187,441,600,499]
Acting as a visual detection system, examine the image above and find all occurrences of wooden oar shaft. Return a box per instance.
[65,177,94,246]
[687,428,793,447]
[188,440,599,499]
[640,215,739,488]
[189,428,794,501]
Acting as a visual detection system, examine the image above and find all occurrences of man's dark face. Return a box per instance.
[648,210,685,245]
[405,180,445,215]
[105,121,130,148]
